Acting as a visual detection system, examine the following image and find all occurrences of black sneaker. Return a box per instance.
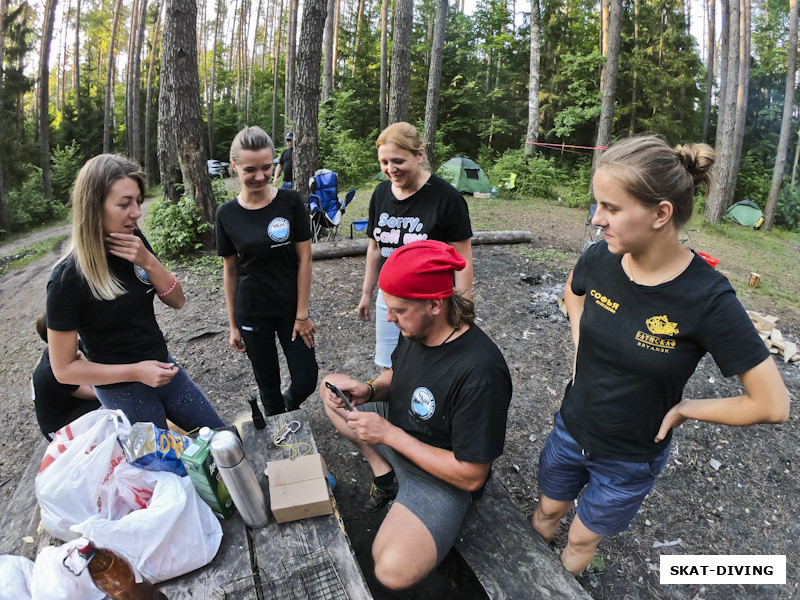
[365,478,398,512]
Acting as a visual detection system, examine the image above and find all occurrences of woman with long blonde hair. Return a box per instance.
[46,154,224,430]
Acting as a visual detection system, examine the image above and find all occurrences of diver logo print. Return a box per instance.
[267,217,291,242]
[133,264,151,286]
[410,387,436,420]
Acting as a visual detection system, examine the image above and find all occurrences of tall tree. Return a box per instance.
[388,0,413,123]
[423,0,447,170]
[285,0,299,125]
[524,0,541,157]
[39,0,58,200]
[322,0,335,102]
[127,0,149,162]
[764,0,798,230]
[159,0,215,237]
[0,0,8,233]
[379,0,388,130]
[103,0,123,154]
[271,0,285,141]
[351,0,365,76]
[592,0,622,169]
[701,0,716,142]
[293,0,327,200]
[246,0,263,125]
[73,0,81,122]
[144,0,164,178]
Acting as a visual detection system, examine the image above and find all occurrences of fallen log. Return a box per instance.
[311,230,533,260]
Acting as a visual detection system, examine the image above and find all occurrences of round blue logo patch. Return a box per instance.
[267,217,291,242]
[133,264,151,285]
[410,387,436,420]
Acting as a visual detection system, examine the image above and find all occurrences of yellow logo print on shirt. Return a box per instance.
[645,315,680,336]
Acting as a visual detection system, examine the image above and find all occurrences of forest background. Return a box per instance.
[0,0,798,244]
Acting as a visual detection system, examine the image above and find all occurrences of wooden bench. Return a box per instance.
[1,410,372,600]
[455,474,591,599]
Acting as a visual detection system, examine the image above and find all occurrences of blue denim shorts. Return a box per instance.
[374,290,401,368]
[538,411,670,536]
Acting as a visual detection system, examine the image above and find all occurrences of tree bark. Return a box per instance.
[208,0,222,158]
[144,0,164,179]
[702,0,715,143]
[763,0,797,230]
[379,0,388,130]
[388,0,413,124]
[730,0,750,181]
[792,129,800,186]
[332,0,339,79]
[73,0,81,122]
[629,0,639,134]
[285,0,299,124]
[103,0,123,154]
[39,0,58,200]
[524,0,541,157]
[272,0,285,141]
[322,0,335,102]
[293,0,327,201]
[246,0,263,125]
[127,0,148,162]
[592,0,621,170]
[351,0,365,76]
[0,0,8,233]
[423,0,447,170]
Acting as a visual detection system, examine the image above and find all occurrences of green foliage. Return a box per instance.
[318,91,379,187]
[145,196,213,258]
[0,235,66,276]
[487,149,559,200]
[735,154,772,205]
[5,166,69,233]
[776,184,800,232]
[51,143,83,205]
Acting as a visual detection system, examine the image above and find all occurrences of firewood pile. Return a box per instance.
[748,311,800,363]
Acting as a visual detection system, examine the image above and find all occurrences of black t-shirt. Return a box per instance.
[368,174,472,263]
[32,347,101,437]
[216,190,311,320]
[562,240,771,462]
[279,147,293,182]
[387,325,512,464]
[46,230,169,366]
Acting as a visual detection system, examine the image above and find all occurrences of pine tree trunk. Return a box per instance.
[423,0,446,170]
[763,0,797,230]
[103,0,123,154]
[208,0,222,157]
[0,0,9,233]
[332,0,339,79]
[126,0,141,158]
[388,0,412,124]
[351,0,365,76]
[246,0,263,125]
[379,0,388,130]
[272,0,285,141]
[39,0,58,200]
[731,0,750,181]
[293,0,327,201]
[160,0,215,241]
[791,128,800,186]
[285,0,299,124]
[702,0,715,143]
[322,0,335,102]
[592,0,621,170]
[74,0,81,122]
[706,0,741,223]
[144,0,164,180]
[524,0,541,157]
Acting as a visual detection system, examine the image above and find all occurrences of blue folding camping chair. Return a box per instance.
[581,203,604,252]
[308,169,355,242]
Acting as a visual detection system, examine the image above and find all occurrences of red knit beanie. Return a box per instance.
[379,240,466,299]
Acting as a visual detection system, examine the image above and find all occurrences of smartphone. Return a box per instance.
[325,381,355,411]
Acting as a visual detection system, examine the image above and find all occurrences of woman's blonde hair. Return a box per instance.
[64,154,146,300]
[229,126,274,168]
[376,122,429,170]
[596,135,715,227]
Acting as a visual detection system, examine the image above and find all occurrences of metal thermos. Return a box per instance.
[210,430,270,528]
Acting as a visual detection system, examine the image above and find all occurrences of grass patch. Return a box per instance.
[0,235,67,276]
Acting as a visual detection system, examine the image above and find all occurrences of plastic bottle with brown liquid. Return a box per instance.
[74,538,168,600]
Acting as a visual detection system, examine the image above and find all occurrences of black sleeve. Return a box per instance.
[571,242,599,296]
[46,260,81,332]
[439,186,473,242]
[216,203,236,257]
[289,191,312,242]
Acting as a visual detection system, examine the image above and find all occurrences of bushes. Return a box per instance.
[487,149,559,200]
[776,184,800,232]
[4,166,68,233]
[145,195,213,258]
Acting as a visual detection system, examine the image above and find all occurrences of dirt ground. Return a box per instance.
[1,211,798,600]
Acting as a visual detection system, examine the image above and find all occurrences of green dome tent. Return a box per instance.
[725,200,764,229]
[436,157,492,195]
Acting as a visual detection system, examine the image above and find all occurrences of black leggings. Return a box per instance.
[239,315,318,416]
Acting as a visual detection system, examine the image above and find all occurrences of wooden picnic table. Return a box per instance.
[0,410,372,600]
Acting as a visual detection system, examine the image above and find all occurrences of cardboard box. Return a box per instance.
[267,454,333,523]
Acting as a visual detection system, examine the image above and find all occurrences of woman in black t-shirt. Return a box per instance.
[216,126,318,416]
[532,136,789,576]
[46,154,224,431]
[358,122,473,368]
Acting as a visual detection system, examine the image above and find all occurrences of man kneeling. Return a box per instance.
[321,240,512,590]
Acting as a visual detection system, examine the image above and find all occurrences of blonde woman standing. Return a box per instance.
[359,122,473,368]
[216,126,317,416]
[46,154,224,431]
[532,136,789,575]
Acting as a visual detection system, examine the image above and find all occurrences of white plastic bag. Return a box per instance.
[35,409,132,540]
[73,463,223,582]
[30,543,104,600]
[0,555,34,600]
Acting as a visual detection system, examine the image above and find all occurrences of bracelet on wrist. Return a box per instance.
[295,315,310,321]
[157,274,178,298]
[366,379,375,402]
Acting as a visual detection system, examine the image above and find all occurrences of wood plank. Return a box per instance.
[243,411,374,600]
[455,475,591,600]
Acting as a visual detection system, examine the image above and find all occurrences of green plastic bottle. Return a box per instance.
[180,427,235,519]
